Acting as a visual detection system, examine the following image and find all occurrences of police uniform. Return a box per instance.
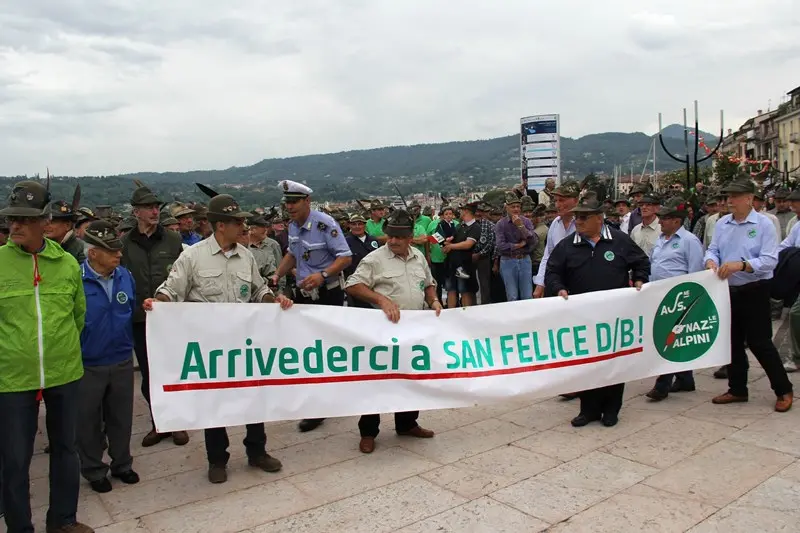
[645,199,705,400]
[344,213,380,309]
[704,179,793,412]
[545,197,650,427]
[344,210,437,453]
[276,180,353,433]
[155,194,283,483]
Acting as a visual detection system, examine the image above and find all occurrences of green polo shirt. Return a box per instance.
[366,218,385,238]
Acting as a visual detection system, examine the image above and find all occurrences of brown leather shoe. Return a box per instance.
[359,437,375,453]
[249,454,283,472]
[712,392,749,404]
[397,426,435,438]
[208,464,227,484]
[45,522,95,533]
[775,393,793,413]
[141,429,166,447]
[172,431,189,446]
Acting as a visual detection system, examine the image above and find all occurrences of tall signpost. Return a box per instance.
[521,114,561,192]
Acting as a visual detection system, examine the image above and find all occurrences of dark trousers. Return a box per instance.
[475,256,492,305]
[431,262,448,302]
[205,424,267,466]
[490,267,507,304]
[132,321,152,411]
[358,412,419,438]
[654,371,695,393]
[0,380,81,533]
[579,383,624,419]
[295,284,345,424]
[728,282,793,397]
[77,359,134,482]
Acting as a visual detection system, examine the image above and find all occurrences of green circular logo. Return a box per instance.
[116,291,128,304]
[603,251,615,261]
[653,282,719,363]
[418,280,425,291]
[671,241,680,249]
[747,229,757,238]
[240,284,249,297]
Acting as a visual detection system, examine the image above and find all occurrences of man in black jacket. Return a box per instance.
[121,185,189,448]
[546,197,650,428]
[344,213,380,308]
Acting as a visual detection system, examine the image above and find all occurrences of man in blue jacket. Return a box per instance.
[78,221,140,493]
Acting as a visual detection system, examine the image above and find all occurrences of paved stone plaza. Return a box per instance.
[9,318,800,533]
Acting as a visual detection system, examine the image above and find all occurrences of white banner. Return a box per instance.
[147,271,731,432]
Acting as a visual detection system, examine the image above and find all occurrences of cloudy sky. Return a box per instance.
[1,0,798,176]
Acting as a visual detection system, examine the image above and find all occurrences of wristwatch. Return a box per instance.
[321,271,329,280]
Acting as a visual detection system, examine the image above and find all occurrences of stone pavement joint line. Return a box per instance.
[7,318,800,533]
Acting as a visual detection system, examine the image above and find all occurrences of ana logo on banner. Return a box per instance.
[653,282,719,363]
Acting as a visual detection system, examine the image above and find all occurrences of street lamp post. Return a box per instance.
[658,101,724,190]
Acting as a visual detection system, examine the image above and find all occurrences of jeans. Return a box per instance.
[499,256,533,301]
[728,282,793,398]
[0,380,81,533]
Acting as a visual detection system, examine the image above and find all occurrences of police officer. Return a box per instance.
[644,198,705,401]
[545,196,650,427]
[121,185,188,448]
[272,180,353,432]
[144,193,293,484]
[344,213,380,308]
[345,210,440,453]
[705,179,793,412]
[45,196,88,264]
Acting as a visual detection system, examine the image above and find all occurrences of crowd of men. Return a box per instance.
[1,173,799,532]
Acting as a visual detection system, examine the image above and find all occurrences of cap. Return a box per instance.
[207,194,252,222]
[552,180,581,198]
[604,207,620,219]
[570,197,604,214]
[408,201,421,213]
[131,186,161,206]
[76,207,97,224]
[657,197,689,218]
[462,201,480,213]
[545,205,557,213]
[369,199,387,210]
[520,196,535,210]
[48,200,78,220]
[384,209,414,237]
[0,181,51,217]
[349,212,367,223]
[117,217,137,232]
[505,192,522,205]
[774,188,790,200]
[639,193,661,205]
[788,189,800,201]
[83,220,123,250]
[169,202,195,218]
[279,180,313,200]
[192,203,208,220]
[159,211,179,226]
[630,184,649,195]
[721,179,756,195]
[754,188,765,201]
[614,197,631,206]
[422,206,433,217]
[248,214,270,227]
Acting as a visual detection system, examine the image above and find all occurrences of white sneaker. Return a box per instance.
[455,267,470,279]
[784,360,797,373]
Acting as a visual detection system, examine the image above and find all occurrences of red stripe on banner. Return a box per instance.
[162,346,643,392]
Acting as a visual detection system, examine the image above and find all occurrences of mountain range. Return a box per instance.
[0,125,720,209]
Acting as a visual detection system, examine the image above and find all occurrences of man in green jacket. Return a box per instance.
[121,185,189,448]
[0,181,93,533]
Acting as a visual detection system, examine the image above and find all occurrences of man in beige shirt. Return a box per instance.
[345,209,442,454]
[630,193,661,256]
[143,193,292,484]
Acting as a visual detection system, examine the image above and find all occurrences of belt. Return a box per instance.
[502,253,528,260]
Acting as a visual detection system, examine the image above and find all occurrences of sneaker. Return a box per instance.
[45,522,95,532]
[455,267,470,279]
